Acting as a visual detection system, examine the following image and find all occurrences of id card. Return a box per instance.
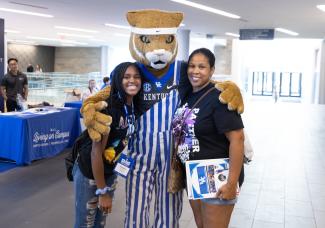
[113,153,135,178]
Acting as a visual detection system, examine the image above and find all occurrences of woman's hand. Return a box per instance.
[216,183,237,200]
[98,194,113,214]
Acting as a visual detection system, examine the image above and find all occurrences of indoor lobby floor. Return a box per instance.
[0,102,325,228]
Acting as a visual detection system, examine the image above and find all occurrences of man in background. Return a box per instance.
[0,58,28,112]
[27,63,34,72]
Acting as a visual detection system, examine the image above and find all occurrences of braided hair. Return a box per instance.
[106,62,144,115]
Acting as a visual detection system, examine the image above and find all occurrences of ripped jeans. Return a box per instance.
[73,163,117,228]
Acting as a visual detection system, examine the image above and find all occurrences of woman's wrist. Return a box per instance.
[226,181,238,188]
[95,186,114,196]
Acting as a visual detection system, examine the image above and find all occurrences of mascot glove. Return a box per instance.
[215,81,244,114]
[82,101,112,142]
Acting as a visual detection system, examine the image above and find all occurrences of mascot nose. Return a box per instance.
[153,49,166,56]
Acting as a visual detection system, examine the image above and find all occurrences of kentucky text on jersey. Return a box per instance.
[143,92,170,101]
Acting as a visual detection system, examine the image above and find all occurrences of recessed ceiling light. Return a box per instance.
[90,38,106,42]
[60,40,88,45]
[114,33,130,37]
[0,7,53,17]
[275,28,299,36]
[170,0,240,19]
[57,32,93,38]
[225,32,240,38]
[105,23,130,30]
[26,36,59,41]
[60,44,76,47]
[317,5,325,12]
[7,39,35,44]
[26,36,88,45]
[55,26,98,33]
[191,37,226,46]
[5,29,21,33]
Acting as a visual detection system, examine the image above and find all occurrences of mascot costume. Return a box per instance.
[81,9,244,228]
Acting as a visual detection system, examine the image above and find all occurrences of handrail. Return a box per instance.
[26,72,103,106]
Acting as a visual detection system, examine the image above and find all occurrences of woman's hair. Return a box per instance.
[179,48,216,101]
[88,79,96,93]
[107,62,143,113]
[188,47,215,68]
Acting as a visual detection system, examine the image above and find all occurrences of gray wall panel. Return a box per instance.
[7,44,55,72]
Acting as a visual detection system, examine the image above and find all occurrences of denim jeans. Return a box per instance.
[73,163,117,228]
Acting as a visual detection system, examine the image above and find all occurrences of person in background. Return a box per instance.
[0,58,28,112]
[26,64,34,72]
[101,76,110,90]
[82,79,98,101]
[35,64,43,73]
[73,62,143,227]
[171,48,244,228]
[0,92,4,112]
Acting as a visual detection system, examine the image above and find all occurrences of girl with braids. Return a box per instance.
[73,62,143,228]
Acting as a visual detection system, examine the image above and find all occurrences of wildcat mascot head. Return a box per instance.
[127,9,183,74]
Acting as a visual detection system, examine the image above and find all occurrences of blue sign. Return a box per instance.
[239,29,274,40]
[0,108,81,165]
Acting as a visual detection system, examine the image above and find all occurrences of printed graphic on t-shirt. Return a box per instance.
[172,103,200,163]
[117,116,129,130]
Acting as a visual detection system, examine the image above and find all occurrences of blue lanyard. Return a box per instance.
[123,103,135,134]
[123,102,136,153]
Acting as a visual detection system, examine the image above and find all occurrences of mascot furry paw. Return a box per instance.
[215,81,244,114]
[80,87,112,142]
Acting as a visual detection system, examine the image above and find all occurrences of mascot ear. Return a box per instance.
[126,11,140,27]
[127,10,183,28]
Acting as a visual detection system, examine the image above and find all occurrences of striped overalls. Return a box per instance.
[124,62,183,228]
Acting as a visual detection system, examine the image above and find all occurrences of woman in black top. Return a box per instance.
[172,48,244,228]
[73,62,143,228]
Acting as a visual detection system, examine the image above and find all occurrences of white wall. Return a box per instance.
[232,39,322,103]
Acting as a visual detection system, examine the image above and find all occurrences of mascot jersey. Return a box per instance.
[125,61,184,228]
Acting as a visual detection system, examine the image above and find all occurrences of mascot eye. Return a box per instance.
[166,35,174,44]
[140,35,150,44]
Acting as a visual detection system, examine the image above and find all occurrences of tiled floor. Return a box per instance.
[0,102,325,227]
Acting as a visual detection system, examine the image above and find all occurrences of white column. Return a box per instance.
[176,29,190,61]
[318,40,325,104]
[100,46,109,77]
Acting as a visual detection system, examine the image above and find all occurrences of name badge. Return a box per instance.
[113,153,135,178]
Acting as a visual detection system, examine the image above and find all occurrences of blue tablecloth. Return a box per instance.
[64,101,82,117]
[0,107,81,165]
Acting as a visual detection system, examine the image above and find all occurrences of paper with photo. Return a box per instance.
[185,158,230,200]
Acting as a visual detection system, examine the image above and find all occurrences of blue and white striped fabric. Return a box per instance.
[124,61,184,228]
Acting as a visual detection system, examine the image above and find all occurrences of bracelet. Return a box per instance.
[95,186,113,196]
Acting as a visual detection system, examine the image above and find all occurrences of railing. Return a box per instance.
[26,72,102,106]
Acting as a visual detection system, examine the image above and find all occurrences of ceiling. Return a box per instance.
[1,0,325,47]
